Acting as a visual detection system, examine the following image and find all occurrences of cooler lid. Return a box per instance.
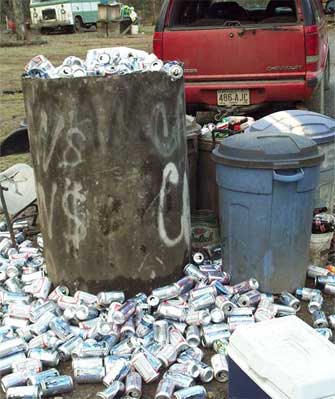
[212,131,324,169]
[228,316,335,399]
[247,110,335,144]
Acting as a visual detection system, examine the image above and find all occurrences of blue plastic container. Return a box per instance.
[247,110,335,211]
[212,132,324,293]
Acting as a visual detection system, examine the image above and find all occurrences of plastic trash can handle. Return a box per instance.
[273,168,305,183]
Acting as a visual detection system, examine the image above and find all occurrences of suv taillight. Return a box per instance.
[153,32,163,60]
[304,26,320,72]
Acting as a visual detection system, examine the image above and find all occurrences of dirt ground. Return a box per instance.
[0,24,334,399]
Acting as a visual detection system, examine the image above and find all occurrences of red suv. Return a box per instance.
[153,0,330,114]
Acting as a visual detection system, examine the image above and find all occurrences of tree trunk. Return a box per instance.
[10,0,25,41]
[152,0,156,25]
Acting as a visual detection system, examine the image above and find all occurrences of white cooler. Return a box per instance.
[227,316,335,399]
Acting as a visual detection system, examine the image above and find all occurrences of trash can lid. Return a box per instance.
[212,131,324,169]
[246,110,335,144]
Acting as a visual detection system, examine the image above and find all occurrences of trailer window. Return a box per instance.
[168,0,298,27]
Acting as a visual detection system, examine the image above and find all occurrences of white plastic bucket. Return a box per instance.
[309,232,334,266]
[131,25,139,35]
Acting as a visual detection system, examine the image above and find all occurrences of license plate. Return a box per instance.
[217,90,250,106]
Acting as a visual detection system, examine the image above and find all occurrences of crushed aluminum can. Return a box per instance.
[1,292,31,305]
[185,326,201,348]
[163,61,184,81]
[237,290,261,307]
[125,371,142,398]
[74,339,110,358]
[210,308,225,324]
[186,310,211,326]
[279,291,301,311]
[156,344,177,367]
[196,361,214,383]
[29,311,56,336]
[48,286,69,302]
[175,277,195,295]
[254,298,275,322]
[97,381,125,399]
[312,310,329,328]
[153,320,169,345]
[202,329,231,348]
[74,366,105,383]
[192,252,205,265]
[28,348,60,367]
[72,356,103,370]
[189,286,216,301]
[40,375,73,397]
[58,336,84,361]
[156,304,186,322]
[28,332,58,350]
[211,353,229,382]
[49,317,73,340]
[0,338,28,359]
[152,285,180,301]
[136,314,154,338]
[76,304,99,321]
[26,369,60,386]
[155,378,175,399]
[295,287,321,301]
[307,265,330,278]
[213,338,229,355]
[189,293,215,311]
[274,304,297,317]
[1,371,29,392]
[103,358,130,386]
[2,316,29,329]
[308,293,324,313]
[0,352,26,376]
[113,301,137,325]
[74,290,97,305]
[97,291,125,307]
[169,328,189,353]
[315,275,335,288]
[131,352,160,383]
[164,372,194,389]
[215,296,236,315]
[173,385,207,399]
[57,295,79,310]
[24,277,51,299]
[183,264,207,283]
[6,385,41,399]
[169,362,199,379]
[233,278,259,294]
[12,358,42,374]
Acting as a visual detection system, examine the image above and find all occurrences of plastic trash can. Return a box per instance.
[247,110,335,212]
[212,132,324,293]
[228,316,335,399]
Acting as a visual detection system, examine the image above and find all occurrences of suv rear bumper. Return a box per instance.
[185,77,317,106]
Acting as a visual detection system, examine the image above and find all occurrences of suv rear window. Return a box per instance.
[168,0,298,28]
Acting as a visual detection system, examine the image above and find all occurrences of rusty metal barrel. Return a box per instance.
[22,73,190,294]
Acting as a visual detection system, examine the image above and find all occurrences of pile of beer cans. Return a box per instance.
[23,47,184,81]
[0,225,334,399]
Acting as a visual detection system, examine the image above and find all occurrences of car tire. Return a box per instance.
[74,16,83,33]
[303,75,325,114]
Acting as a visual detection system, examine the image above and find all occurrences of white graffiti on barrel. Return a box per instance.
[158,162,191,248]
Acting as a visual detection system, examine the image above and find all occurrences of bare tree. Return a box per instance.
[10,0,25,40]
